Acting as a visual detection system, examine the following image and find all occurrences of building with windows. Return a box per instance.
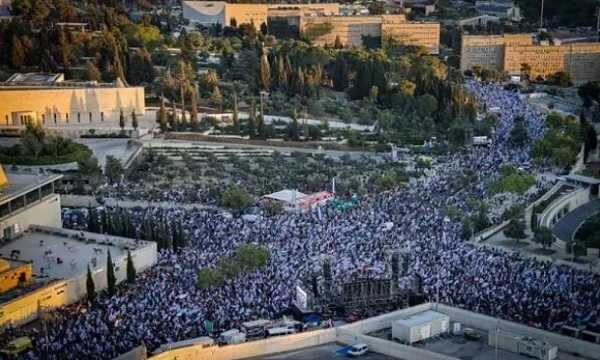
[461,34,600,84]
[183,2,440,53]
[475,1,522,22]
[0,73,144,128]
[0,164,157,329]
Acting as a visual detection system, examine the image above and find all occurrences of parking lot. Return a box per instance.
[254,344,400,360]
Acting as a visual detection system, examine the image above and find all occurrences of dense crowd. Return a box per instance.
[7,81,600,360]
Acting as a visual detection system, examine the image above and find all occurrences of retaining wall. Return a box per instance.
[149,329,336,360]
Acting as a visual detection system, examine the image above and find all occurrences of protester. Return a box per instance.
[8,82,599,360]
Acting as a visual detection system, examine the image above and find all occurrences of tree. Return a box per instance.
[368,2,385,15]
[549,71,573,87]
[131,111,138,130]
[119,108,125,130]
[86,265,95,303]
[106,250,117,297]
[104,155,125,184]
[510,120,528,146]
[78,155,102,176]
[159,96,168,133]
[288,108,300,141]
[219,185,252,210]
[247,99,256,138]
[84,61,102,81]
[9,36,25,70]
[503,218,528,243]
[197,268,225,288]
[332,53,349,91]
[334,35,343,49]
[210,86,223,110]
[530,209,538,232]
[126,250,136,284]
[566,240,587,260]
[259,49,271,91]
[190,88,199,131]
[232,92,240,134]
[127,49,155,85]
[533,226,555,249]
[520,63,531,81]
[233,243,271,271]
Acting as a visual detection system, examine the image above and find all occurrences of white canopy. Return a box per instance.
[263,189,307,203]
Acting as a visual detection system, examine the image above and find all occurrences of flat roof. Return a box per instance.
[0,172,62,205]
[0,229,127,281]
[5,73,62,85]
[565,174,600,185]
[263,189,308,203]
[394,310,448,327]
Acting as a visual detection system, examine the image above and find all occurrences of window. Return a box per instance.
[66,113,69,123]
[77,113,81,123]
[89,112,92,122]
[5,115,8,125]
[9,196,25,213]
[42,114,45,124]
[54,114,57,123]
[101,112,104,122]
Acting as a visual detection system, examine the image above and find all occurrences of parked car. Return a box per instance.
[347,343,369,357]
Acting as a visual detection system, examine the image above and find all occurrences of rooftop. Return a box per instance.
[0,73,129,90]
[394,310,448,327]
[0,171,62,205]
[564,174,600,185]
[0,228,133,282]
[263,189,308,203]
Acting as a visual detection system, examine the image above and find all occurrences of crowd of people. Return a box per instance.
[7,81,600,360]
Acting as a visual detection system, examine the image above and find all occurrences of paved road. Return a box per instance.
[253,344,399,360]
[553,198,600,242]
[76,138,133,167]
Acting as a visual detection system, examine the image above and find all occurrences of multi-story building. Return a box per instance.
[460,34,532,72]
[475,1,522,22]
[182,1,339,27]
[0,73,144,128]
[461,34,600,84]
[183,2,440,53]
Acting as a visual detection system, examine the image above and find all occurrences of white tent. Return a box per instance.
[262,189,307,203]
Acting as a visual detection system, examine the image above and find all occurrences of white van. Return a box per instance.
[347,343,368,357]
[266,327,296,337]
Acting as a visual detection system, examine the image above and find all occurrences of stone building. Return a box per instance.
[0,73,144,128]
[461,34,600,84]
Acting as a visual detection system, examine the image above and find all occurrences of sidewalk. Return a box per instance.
[60,194,218,211]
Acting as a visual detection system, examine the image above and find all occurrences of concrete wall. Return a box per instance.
[539,187,589,229]
[336,329,460,360]
[0,87,145,127]
[0,194,62,236]
[436,304,600,359]
[0,228,157,329]
[149,329,336,360]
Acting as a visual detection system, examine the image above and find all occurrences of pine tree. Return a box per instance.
[171,100,179,131]
[232,92,240,134]
[260,49,271,91]
[131,110,138,130]
[106,250,117,296]
[9,36,25,70]
[210,87,223,110]
[84,61,102,81]
[289,108,300,141]
[277,56,287,91]
[119,108,125,130]
[86,265,96,303]
[190,87,199,131]
[159,95,168,133]
[257,94,266,139]
[87,202,98,232]
[334,35,343,49]
[248,98,256,138]
[126,250,136,284]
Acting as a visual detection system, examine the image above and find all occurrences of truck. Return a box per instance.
[218,329,246,345]
[241,319,273,338]
[488,330,558,360]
